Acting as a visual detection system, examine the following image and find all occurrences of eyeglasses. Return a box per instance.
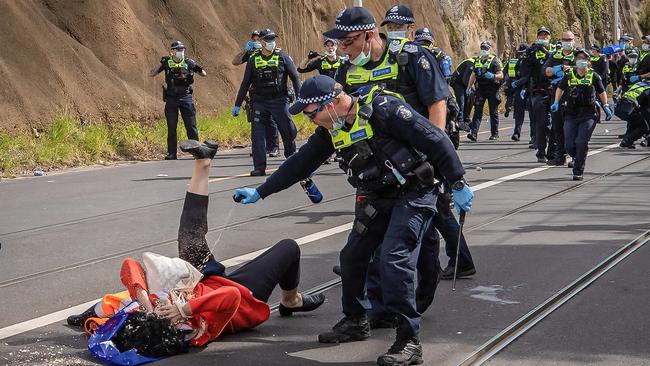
[303,98,334,120]
[337,32,364,47]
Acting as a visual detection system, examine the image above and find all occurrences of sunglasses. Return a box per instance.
[338,32,364,47]
[303,98,334,120]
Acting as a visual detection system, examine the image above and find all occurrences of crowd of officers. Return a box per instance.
[149,4,650,366]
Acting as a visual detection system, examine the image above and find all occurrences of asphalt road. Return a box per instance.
[0,116,648,366]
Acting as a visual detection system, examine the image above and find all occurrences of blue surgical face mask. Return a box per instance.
[576,59,589,69]
[350,33,372,66]
[264,41,276,51]
[387,31,407,40]
[629,57,638,65]
[253,42,262,50]
[536,39,550,47]
[561,41,574,51]
[480,49,490,56]
[174,51,184,60]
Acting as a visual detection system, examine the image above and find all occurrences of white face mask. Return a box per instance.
[326,49,337,57]
[643,43,650,51]
[562,41,574,51]
[576,59,589,69]
[174,51,184,60]
[264,40,276,51]
[480,49,490,56]
[629,57,638,65]
[350,33,372,66]
[387,31,407,40]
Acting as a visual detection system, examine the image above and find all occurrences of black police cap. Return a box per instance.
[574,48,589,58]
[170,41,185,50]
[380,4,415,26]
[480,41,492,50]
[323,7,377,39]
[323,37,338,46]
[590,43,601,52]
[414,28,434,43]
[259,28,278,41]
[537,26,551,36]
[289,75,341,115]
[621,32,634,41]
[251,30,261,37]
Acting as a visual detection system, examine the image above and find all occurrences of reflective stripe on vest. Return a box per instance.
[567,68,594,86]
[321,57,341,70]
[553,51,575,63]
[535,50,547,60]
[623,82,650,101]
[474,54,496,69]
[167,58,188,70]
[254,53,280,69]
[622,64,637,75]
[329,85,403,150]
[507,59,518,77]
[345,38,408,86]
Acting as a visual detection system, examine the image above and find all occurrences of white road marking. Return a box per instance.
[0,143,620,340]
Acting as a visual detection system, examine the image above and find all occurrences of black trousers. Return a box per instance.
[551,106,567,161]
[471,89,500,136]
[178,192,300,302]
[251,97,297,171]
[512,88,528,137]
[530,92,555,159]
[452,82,472,124]
[165,94,199,155]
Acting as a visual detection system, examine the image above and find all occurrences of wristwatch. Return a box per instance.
[451,179,466,191]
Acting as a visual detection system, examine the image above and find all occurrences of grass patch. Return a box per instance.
[0,112,314,178]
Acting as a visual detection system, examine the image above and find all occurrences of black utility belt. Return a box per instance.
[166,86,193,96]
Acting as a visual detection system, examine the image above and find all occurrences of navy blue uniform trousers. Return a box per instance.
[564,112,597,176]
[251,97,297,171]
[471,88,500,136]
[165,94,199,155]
[340,187,436,338]
[530,92,555,159]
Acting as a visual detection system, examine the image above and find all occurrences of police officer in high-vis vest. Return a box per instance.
[544,30,577,166]
[616,81,650,148]
[413,28,453,80]
[551,49,612,180]
[620,49,641,94]
[233,29,302,176]
[505,43,530,141]
[150,41,207,160]
[466,41,504,141]
[298,38,345,78]
[232,75,473,366]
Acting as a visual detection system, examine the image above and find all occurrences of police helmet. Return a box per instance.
[517,43,529,53]
[537,26,551,36]
[323,37,337,46]
[259,28,278,41]
[170,41,185,50]
[480,41,492,50]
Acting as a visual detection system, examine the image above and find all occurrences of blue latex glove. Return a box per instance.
[550,102,560,112]
[485,71,495,80]
[552,65,565,77]
[511,81,518,89]
[466,87,474,97]
[233,188,260,204]
[603,105,613,121]
[232,106,240,117]
[630,75,641,83]
[452,185,474,215]
[244,41,255,52]
[520,88,527,100]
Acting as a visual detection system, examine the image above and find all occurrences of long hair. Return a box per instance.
[113,311,189,358]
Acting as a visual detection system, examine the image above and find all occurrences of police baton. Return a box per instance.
[452,209,467,291]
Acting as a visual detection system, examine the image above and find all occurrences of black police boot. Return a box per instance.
[179,140,219,160]
[546,157,566,166]
[466,133,477,142]
[377,337,423,366]
[67,305,98,327]
[268,147,280,158]
[504,108,511,118]
[489,134,499,141]
[511,133,520,141]
[619,139,636,149]
[536,156,547,163]
[318,315,370,343]
[164,153,177,160]
[440,264,476,280]
[332,265,341,276]
[572,174,584,181]
[567,161,574,168]
[250,169,266,176]
[279,293,326,317]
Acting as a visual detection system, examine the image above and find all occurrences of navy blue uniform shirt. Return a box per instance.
[235,49,301,106]
[256,94,465,199]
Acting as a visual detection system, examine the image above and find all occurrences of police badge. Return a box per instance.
[389,39,402,53]
[396,105,413,120]
[418,56,431,70]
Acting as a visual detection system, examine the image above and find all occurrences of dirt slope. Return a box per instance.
[0,0,646,132]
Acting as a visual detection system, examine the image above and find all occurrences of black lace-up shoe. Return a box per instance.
[179,140,219,159]
[66,305,97,327]
[440,264,476,280]
[278,293,326,317]
[318,315,370,343]
[377,337,423,366]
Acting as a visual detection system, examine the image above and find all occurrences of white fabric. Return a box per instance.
[142,252,203,294]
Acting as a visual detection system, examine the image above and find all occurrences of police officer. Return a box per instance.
[413,28,453,80]
[616,81,650,148]
[327,5,474,314]
[620,49,641,93]
[233,75,473,366]
[505,43,530,141]
[519,26,554,162]
[637,36,650,78]
[297,38,345,78]
[544,30,577,166]
[451,55,477,131]
[466,41,504,141]
[150,41,207,160]
[552,49,612,180]
[233,30,281,158]
[233,28,301,176]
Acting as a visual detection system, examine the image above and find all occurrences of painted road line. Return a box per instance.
[208,168,279,183]
[0,142,620,340]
